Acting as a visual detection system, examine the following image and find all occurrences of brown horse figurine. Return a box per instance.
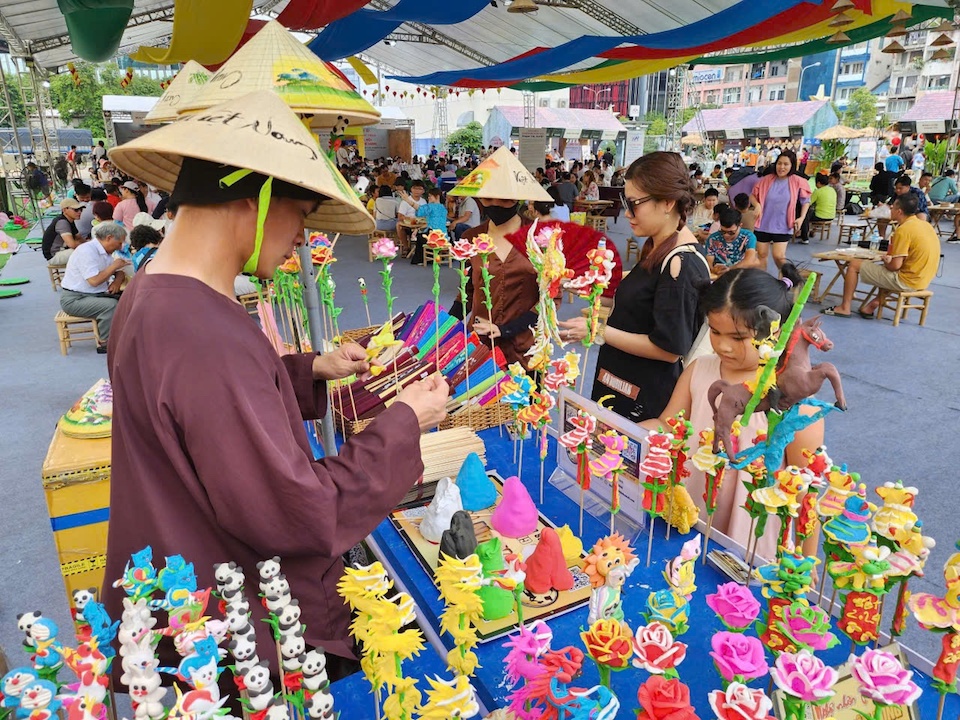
[708,316,846,456]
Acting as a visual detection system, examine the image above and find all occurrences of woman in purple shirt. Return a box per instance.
[752,150,811,272]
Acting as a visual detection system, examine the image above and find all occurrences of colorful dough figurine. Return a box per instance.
[640,430,674,566]
[419,477,463,544]
[524,527,574,596]
[440,511,478,562]
[475,538,516,621]
[589,429,628,532]
[436,553,484,678]
[456,453,497,512]
[822,487,876,547]
[555,525,584,568]
[558,410,598,535]
[583,533,639,625]
[663,534,701,601]
[872,481,920,545]
[490,476,539,539]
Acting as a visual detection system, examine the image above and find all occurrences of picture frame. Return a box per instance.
[771,643,920,720]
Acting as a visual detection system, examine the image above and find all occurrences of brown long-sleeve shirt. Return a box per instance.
[104,272,423,667]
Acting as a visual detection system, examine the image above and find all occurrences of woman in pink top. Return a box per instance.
[751,150,810,272]
[113,180,149,230]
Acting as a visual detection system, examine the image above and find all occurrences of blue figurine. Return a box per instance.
[150,555,198,612]
[14,678,60,720]
[82,602,120,660]
[1,668,40,713]
[27,619,63,678]
[113,546,159,600]
[823,486,875,546]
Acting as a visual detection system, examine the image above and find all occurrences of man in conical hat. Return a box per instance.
[104,90,448,681]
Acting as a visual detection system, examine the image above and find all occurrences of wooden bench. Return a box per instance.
[54,311,101,355]
[876,289,933,327]
[47,264,65,291]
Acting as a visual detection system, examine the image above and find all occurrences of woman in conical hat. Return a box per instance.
[103,90,449,683]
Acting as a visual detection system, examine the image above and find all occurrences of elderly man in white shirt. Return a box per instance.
[60,220,129,353]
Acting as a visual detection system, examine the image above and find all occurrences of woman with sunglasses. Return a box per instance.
[559,151,709,422]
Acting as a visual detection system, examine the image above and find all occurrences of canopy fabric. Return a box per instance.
[130,0,253,66]
[57,0,134,63]
[308,0,492,62]
[347,56,379,87]
[277,0,370,31]
[816,125,863,140]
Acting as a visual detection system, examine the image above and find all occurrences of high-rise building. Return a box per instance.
[885,26,958,120]
[684,60,796,107]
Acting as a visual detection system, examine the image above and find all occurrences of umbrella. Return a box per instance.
[816,125,861,140]
[681,133,704,146]
[857,126,880,138]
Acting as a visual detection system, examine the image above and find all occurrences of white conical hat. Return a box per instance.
[109,90,374,235]
[448,146,552,201]
[144,60,211,125]
[178,20,380,129]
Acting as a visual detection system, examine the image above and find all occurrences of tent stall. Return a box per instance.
[682,100,840,150]
[897,91,956,136]
[102,94,159,147]
[484,106,626,162]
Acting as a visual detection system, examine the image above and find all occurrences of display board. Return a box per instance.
[518,127,548,172]
[624,128,646,167]
[389,472,592,641]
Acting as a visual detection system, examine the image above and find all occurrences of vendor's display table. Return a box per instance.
[40,426,111,608]
[330,426,960,720]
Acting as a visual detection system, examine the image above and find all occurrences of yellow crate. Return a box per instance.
[41,426,111,612]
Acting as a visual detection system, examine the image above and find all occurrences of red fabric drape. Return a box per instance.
[278,0,371,30]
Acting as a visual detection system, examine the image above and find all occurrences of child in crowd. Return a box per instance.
[641,264,823,563]
[416,187,449,231]
[130,224,162,272]
[733,192,760,231]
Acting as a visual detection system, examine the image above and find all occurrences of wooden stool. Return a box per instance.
[798,269,823,303]
[54,310,101,355]
[876,289,933,327]
[47,264,64,291]
[837,221,867,245]
[809,220,832,242]
[237,292,260,319]
[625,237,641,263]
[586,214,608,233]
[423,246,452,267]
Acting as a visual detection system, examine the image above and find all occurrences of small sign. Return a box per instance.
[726,128,745,139]
[769,126,790,137]
[518,127,547,172]
[563,127,582,139]
[600,130,620,140]
[692,68,723,84]
[916,119,946,134]
[629,104,640,118]
[624,129,646,166]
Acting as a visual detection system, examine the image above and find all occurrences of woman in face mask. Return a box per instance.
[448,147,555,368]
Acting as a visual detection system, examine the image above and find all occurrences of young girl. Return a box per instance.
[641,263,823,562]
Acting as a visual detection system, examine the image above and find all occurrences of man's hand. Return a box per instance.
[313,342,369,381]
[557,316,588,343]
[107,272,125,294]
[396,375,449,431]
[472,317,501,339]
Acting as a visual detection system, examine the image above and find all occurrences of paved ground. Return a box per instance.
[1,213,958,669]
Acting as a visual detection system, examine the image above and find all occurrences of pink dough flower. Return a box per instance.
[771,650,838,702]
[708,683,774,720]
[849,649,922,707]
[778,603,839,652]
[706,583,762,632]
[371,237,398,260]
[426,229,450,249]
[632,622,687,676]
[472,233,496,255]
[450,238,477,261]
[710,632,768,683]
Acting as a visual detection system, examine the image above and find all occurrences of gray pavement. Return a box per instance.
[1,214,958,667]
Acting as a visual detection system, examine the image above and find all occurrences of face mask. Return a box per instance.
[483,202,520,226]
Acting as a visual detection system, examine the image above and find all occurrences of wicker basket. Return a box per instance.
[333,400,511,437]
[340,324,380,343]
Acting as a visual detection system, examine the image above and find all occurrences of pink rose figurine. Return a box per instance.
[632,622,687,677]
[450,238,477,261]
[371,237,399,260]
[706,583,762,632]
[771,650,838,703]
[778,602,839,652]
[710,632,769,684]
[849,649,922,708]
[708,683,774,720]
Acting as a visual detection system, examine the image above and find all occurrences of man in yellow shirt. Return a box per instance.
[825,192,939,318]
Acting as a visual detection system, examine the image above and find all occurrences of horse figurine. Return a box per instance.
[708,316,846,459]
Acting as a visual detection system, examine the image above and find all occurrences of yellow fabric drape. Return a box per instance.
[536,0,911,85]
[347,56,379,86]
[130,0,254,66]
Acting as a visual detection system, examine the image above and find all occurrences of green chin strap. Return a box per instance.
[219,168,274,275]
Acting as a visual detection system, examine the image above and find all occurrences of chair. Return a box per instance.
[837,216,868,245]
[237,292,260,319]
[798,269,823,303]
[586,214,608,233]
[597,186,623,224]
[423,245,452,268]
[625,237,641,263]
[875,289,933,327]
[54,311,101,355]
[809,218,833,242]
[47,264,64,291]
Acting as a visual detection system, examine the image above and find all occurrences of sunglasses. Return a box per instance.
[620,193,655,215]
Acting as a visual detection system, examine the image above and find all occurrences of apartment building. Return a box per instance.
[833,40,893,109]
[684,59,797,108]
[886,27,958,120]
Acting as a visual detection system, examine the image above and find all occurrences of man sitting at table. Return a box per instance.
[798,173,837,244]
[706,207,759,275]
[556,172,579,207]
[892,175,928,222]
[829,172,846,211]
[929,168,959,205]
[824,193,939,318]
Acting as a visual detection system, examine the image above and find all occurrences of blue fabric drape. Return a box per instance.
[386,0,815,84]
[309,0,490,61]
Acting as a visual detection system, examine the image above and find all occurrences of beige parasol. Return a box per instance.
[816,125,862,140]
[681,133,704,146]
[178,20,380,129]
[447,146,553,202]
[143,60,211,125]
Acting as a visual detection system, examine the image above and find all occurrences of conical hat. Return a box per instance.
[109,90,374,235]
[144,60,212,125]
[178,20,380,129]
[448,146,552,201]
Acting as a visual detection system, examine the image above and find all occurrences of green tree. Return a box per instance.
[842,87,878,129]
[49,63,163,137]
[1,74,29,125]
[446,120,483,153]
